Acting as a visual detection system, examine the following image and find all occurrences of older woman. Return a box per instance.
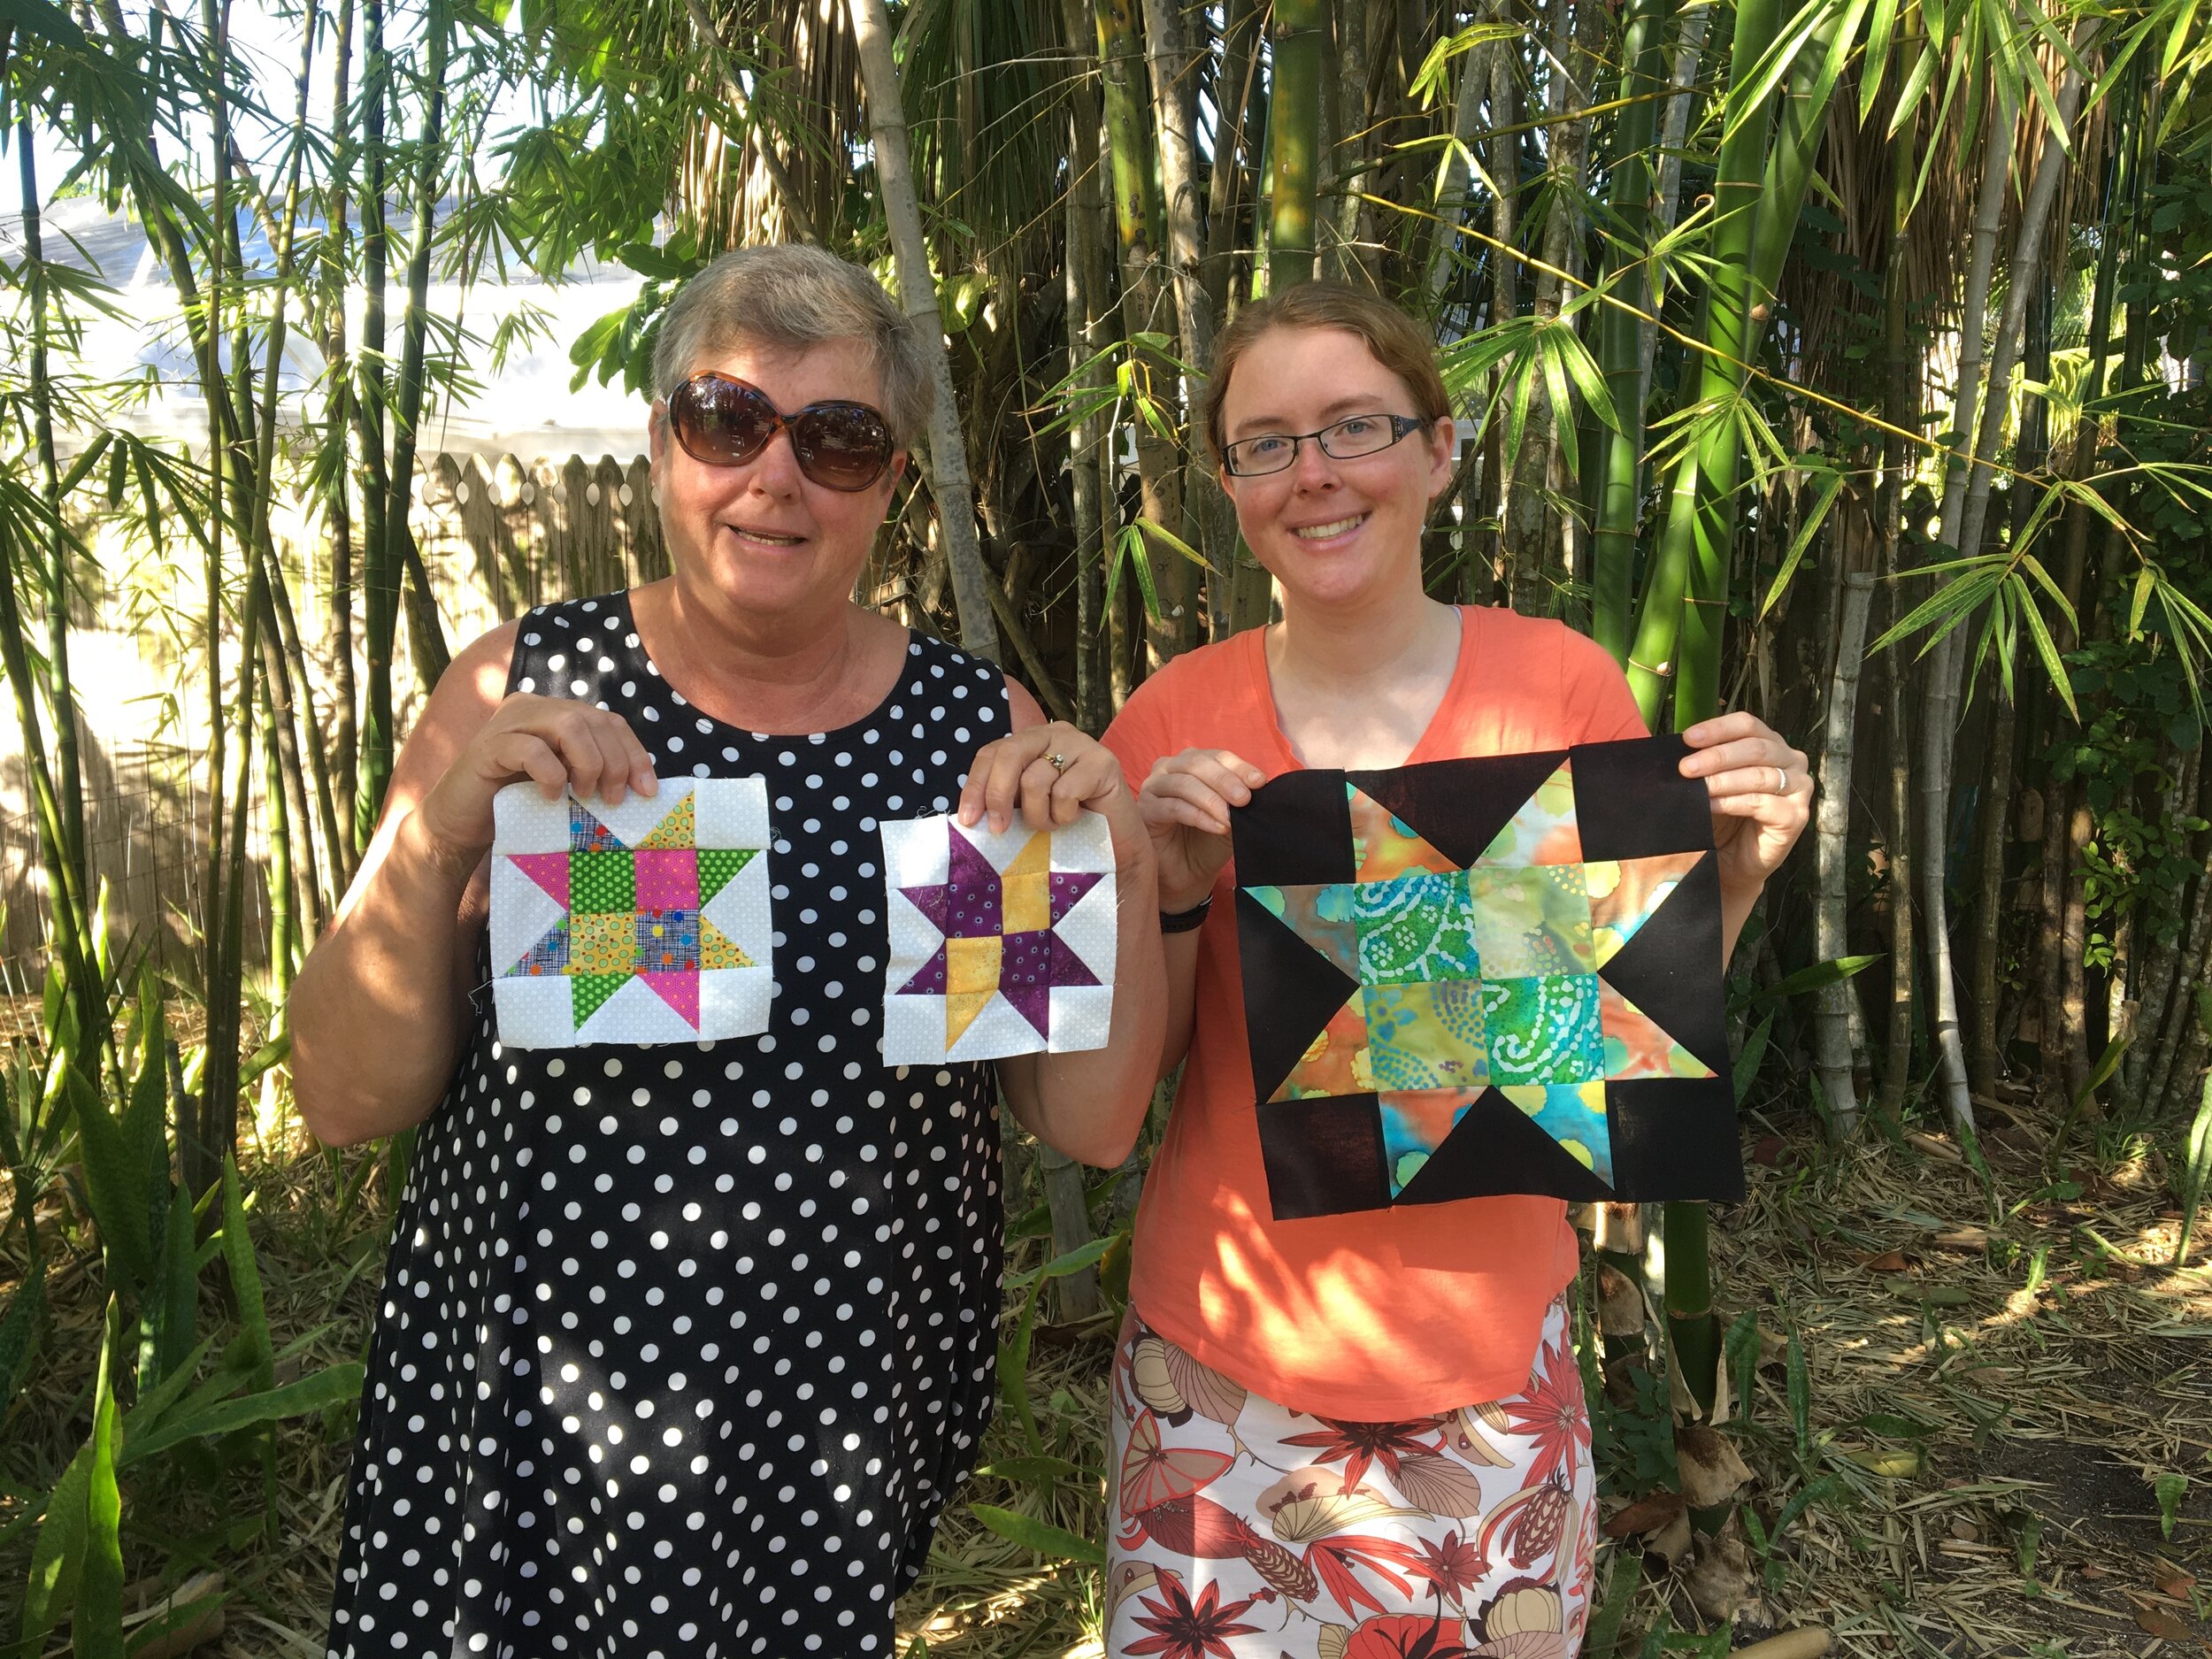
[291,245,1163,1659]
[1098,285,1809,1656]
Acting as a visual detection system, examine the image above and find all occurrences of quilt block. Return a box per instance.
[489,779,773,1048]
[880,812,1117,1064]
[1232,735,1741,1217]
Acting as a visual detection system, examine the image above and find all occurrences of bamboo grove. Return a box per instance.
[5,0,2212,1642]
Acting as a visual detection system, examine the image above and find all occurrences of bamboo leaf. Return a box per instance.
[2013,574,2079,721]
[1759,473,1845,620]
[1861,0,1903,121]
[1134,517,1210,572]
[966,1502,1106,1565]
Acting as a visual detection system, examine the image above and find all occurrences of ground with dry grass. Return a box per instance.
[4,1086,2207,1658]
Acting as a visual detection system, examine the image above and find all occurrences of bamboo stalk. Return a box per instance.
[1590,0,1676,661]
[1815,503,1876,1133]
[1141,0,1235,640]
[353,0,396,845]
[323,0,359,877]
[1267,0,1325,292]
[848,0,1001,662]
[16,120,88,902]
[1091,0,1192,667]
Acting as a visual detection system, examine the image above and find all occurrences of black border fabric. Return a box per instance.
[1229,735,1741,1216]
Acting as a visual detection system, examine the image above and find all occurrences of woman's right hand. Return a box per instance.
[414,693,658,864]
[1139,748,1268,913]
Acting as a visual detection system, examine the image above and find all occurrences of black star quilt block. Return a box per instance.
[1230,734,1743,1218]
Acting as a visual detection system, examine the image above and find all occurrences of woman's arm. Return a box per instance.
[1678,711,1811,961]
[288,625,660,1147]
[966,688,1164,1168]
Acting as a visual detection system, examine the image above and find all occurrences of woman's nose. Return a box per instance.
[746,426,805,494]
[1288,434,1339,488]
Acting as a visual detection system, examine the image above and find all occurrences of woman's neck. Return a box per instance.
[1265,584,1463,771]
[630,575,904,733]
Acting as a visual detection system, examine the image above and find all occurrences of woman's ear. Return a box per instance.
[1425,415,1459,499]
[648,402,669,472]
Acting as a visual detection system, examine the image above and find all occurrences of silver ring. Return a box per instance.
[1772,764,1788,795]
[1046,751,1071,774]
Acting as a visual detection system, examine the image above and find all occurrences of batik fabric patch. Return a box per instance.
[488,778,772,1048]
[1232,735,1740,1216]
[879,811,1117,1064]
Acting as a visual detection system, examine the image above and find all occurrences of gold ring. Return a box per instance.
[1047,751,1071,773]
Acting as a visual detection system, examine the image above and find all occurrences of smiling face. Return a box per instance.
[1216,325,1456,613]
[649,335,904,633]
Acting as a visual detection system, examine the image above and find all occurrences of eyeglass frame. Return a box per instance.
[661,371,900,492]
[1220,412,1433,478]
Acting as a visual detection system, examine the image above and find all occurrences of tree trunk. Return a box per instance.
[1636,0,1711,408]
[849,0,1001,661]
[354,0,397,844]
[1325,0,1375,284]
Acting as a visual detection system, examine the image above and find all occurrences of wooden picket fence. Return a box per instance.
[0,453,666,990]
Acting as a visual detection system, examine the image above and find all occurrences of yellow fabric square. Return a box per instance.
[700,918,753,969]
[945,935,1002,996]
[1002,872,1051,934]
[572,910,636,975]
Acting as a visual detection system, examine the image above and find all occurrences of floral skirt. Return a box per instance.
[1105,1300,1596,1658]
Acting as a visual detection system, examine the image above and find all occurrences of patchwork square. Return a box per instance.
[880,812,1117,1064]
[1233,736,1740,1213]
[489,778,772,1048]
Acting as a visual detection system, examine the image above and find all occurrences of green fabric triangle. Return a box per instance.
[572,972,629,1026]
[698,847,758,904]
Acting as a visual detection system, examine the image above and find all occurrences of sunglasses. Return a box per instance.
[664,372,898,492]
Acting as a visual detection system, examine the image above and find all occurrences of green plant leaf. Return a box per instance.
[1747,954,1882,1007]
[19,1442,92,1647]
[121,1362,367,1467]
[78,1303,125,1659]
[0,1266,41,1425]
[2175,1072,2212,1268]
[966,1502,1105,1565]
[66,1065,155,1291]
[220,1156,275,1390]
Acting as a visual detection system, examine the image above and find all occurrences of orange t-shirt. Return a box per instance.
[1101,605,1648,1417]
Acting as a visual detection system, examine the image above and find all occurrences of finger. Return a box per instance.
[1017,756,1067,832]
[549,717,610,802]
[1173,753,1262,809]
[1678,711,1766,749]
[1701,764,1801,799]
[614,718,658,797]
[1679,735,1789,776]
[1142,772,1240,833]
[1048,751,1122,826]
[493,733,570,801]
[593,722,637,806]
[984,737,1047,833]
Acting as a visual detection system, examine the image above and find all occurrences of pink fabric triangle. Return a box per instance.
[511,852,571,908]
[640,971,700,1028]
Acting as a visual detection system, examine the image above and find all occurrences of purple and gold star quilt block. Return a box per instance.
[879,812,1117,1064]
[1230,735,1740,1217]
[488,778,772,1048]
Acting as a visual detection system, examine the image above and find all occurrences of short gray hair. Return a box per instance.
[651,246,933,450]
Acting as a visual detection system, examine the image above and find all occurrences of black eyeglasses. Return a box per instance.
[665,372,898,492]
[1222,412,1430,478]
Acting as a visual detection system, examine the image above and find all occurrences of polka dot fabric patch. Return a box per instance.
[879,811,1117,1063]
[488,777,773,1047]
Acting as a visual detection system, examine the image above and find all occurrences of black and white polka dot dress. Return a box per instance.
[326,591,1007,1659]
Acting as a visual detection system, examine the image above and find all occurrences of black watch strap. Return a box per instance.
[1160,895,1213,934]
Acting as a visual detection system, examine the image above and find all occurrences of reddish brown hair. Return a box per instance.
[1200,282,1454,466]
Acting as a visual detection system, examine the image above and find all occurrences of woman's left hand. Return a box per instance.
[1678,712,1810,895]
[959,720,1136,838]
